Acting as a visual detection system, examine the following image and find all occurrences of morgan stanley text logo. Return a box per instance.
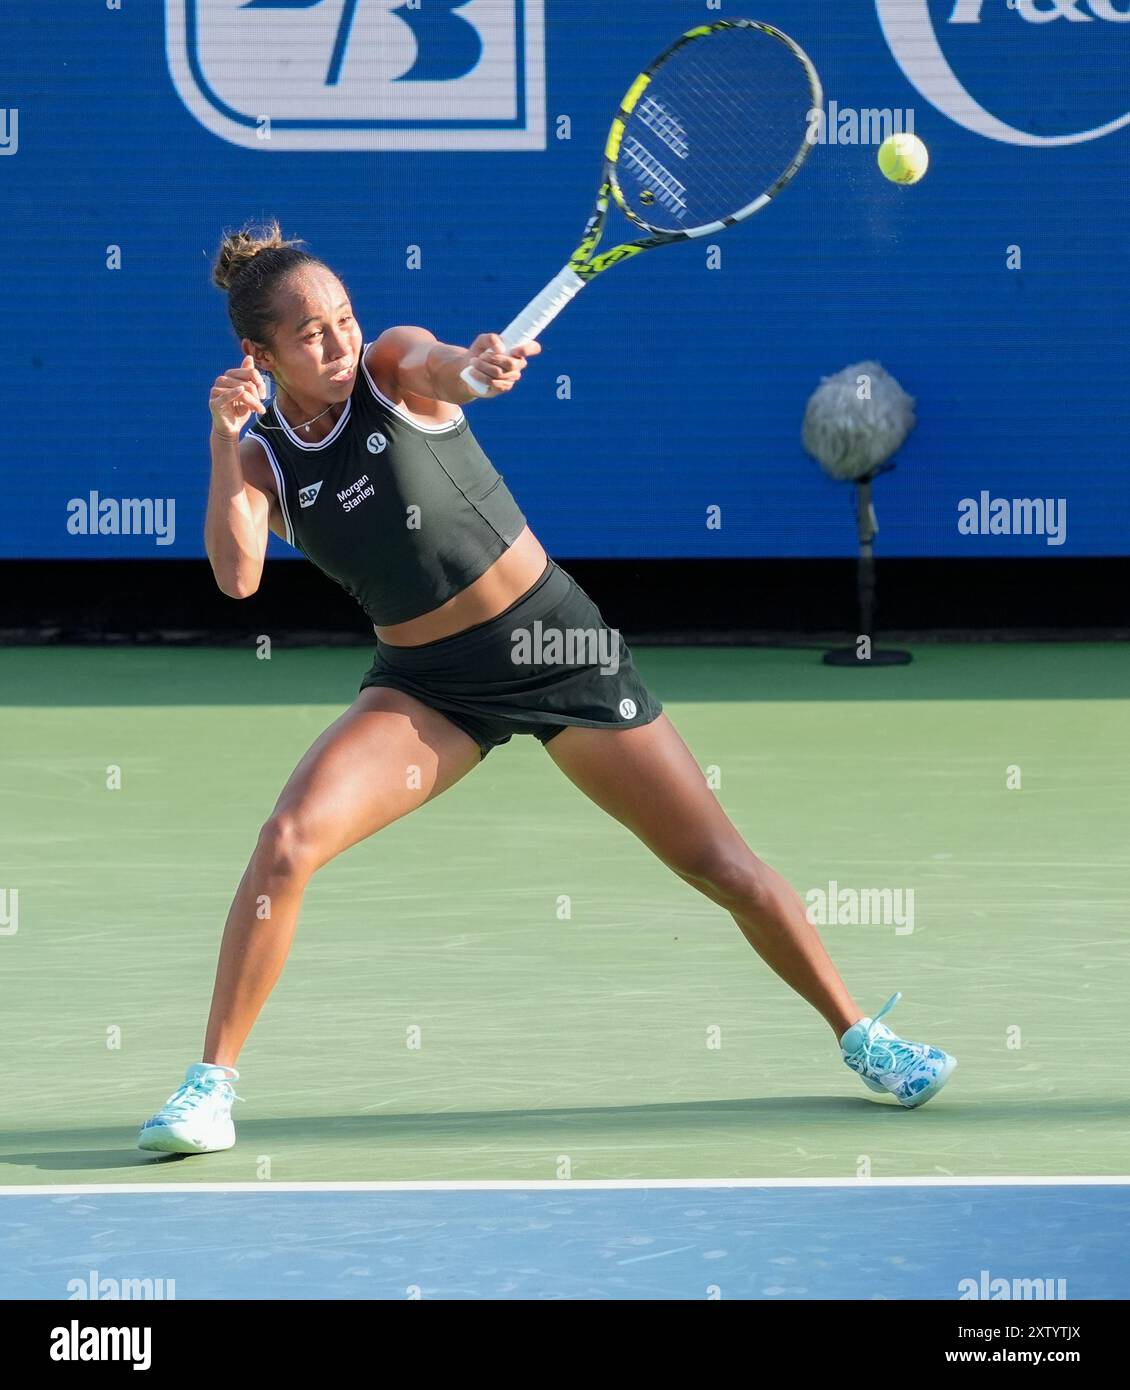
[875,0,1130,145]
[166,0,546,151]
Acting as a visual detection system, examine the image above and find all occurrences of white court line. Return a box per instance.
[3,1177,1130,1196]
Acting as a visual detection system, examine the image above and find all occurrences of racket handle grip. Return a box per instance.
[460,266,586,396]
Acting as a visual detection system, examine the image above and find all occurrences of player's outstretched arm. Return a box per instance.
[369,325,540,406]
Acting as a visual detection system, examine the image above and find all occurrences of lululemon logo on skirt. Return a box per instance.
[367,432,388,454]
[619,698,637,719]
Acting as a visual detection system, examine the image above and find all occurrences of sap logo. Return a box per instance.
[167,0,545,151]
[298,480,323,508]
[876,0,1130,144]
[951,0,1130,20]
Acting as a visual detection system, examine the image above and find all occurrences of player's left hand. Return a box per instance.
[465,333,542,395]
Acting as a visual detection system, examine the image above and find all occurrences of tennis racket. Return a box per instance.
[461,18,823,395]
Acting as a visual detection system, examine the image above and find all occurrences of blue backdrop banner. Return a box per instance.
[1,1,1127,558]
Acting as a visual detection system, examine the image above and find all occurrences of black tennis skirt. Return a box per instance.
[359,560,663,759]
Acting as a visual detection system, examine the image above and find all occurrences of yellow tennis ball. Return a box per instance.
[878,134,929,186]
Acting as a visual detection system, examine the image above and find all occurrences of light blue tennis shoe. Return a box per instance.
[840,993,956,1108]
[137,1062,242,1153]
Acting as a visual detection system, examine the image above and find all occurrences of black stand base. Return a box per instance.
[822,648,914,667]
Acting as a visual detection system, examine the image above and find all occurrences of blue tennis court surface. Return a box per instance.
[3,1182,1127,1300]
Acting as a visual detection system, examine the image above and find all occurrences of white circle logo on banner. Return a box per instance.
[875,0,1130,146]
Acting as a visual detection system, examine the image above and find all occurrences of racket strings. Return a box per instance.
[617,26,816,233]
[672,36,809,216]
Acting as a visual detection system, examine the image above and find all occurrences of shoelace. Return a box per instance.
[158,1073,243,1119]
[859,992,919,1077]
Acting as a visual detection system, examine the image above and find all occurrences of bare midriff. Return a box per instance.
[373,525,550,647]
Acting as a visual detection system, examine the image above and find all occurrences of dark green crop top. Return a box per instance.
[246,343,527,625]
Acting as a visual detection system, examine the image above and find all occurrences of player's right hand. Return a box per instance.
[209,355,268,438]
[464,333,542,396]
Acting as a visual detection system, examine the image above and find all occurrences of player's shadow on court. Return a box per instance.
[3,1094,1124,1174]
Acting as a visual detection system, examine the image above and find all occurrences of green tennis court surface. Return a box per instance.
[1,644,1127,1185]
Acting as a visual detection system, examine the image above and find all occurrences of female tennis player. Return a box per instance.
[138,223,955,1153]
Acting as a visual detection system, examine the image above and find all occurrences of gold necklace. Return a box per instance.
[256,381,339,435]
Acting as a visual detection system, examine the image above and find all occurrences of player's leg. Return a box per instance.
[544,714,861,1036]
[139,688,482,1152]
[544,714,956,1106]
[203,687,483,1067]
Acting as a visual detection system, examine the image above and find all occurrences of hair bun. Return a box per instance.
[212,219,305,291]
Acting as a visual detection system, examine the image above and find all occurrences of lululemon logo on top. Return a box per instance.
[619,698,637,719]
[367,433,388,454]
